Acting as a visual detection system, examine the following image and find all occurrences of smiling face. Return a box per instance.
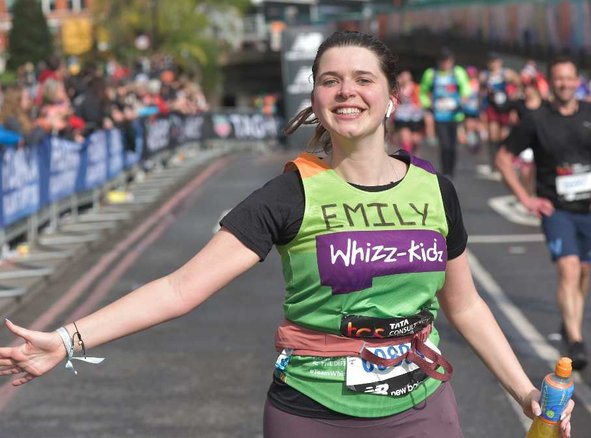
[550,61,579,105]
[311,46,394,145]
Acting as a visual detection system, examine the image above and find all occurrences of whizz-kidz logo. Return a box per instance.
[317,230,446,294]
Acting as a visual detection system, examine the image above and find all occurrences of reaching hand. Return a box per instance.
[0,320,66,386]
[523,388,574,438]
[521,196,554,218]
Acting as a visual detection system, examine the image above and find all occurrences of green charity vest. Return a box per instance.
[275,152,449,417]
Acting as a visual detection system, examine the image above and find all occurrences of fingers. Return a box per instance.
[560,400,574,423]
[530,398,541,417]
[539,198,554,216]
[560,411,572,425]
[561,420,571,438]
[0,365,23,376]
[0,356,16,365]
[4,319,32,342]
[12,373,35,387]
[0,361,36,386]
[525,200,543,218]
[525,203,539,218]
[521,388,541,419]
[559,400,574,438]
[541,206,554,217]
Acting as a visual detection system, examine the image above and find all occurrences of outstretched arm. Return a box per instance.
[438,250,573,437]
[0,228,260,386]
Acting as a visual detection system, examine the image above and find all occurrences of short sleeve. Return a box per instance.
[437,174,468,260]
[503,111,537,156]
[219,170,304,261]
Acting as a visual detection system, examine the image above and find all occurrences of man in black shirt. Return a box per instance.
[496,56,591,370]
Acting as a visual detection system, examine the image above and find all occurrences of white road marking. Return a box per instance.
[476,164,503,181]
[488,195,540,227]
[467,250,591,425]
[469,234,544,244]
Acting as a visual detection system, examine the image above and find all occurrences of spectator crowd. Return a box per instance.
[0,55,210,148]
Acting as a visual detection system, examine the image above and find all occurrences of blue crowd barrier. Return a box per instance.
[0,145,41,228]
[0,110,282,230]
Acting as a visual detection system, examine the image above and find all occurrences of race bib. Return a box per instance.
[556,172,591,201]
[345,339,440,396]
[394,104,414,121]
[434,97,458,112]
[493,91,507,106]
[463,98,479,113]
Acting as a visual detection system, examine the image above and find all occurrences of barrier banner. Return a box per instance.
[125,119,144,168]
[0,145,41,227]
[107,129,125,179]
[168,113,183,149]
[0,109,281,231]
[39,136,83,206]
[144,116,172,157]
[204,112,282,141]
[80,130,108,191]
[180,114,205,143]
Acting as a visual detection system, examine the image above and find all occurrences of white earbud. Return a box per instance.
[386,101,393,119]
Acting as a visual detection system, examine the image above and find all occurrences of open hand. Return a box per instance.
[0,320,66,386]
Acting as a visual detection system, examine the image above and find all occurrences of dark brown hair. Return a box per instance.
[283,31,399,152]
[547,56,578,78]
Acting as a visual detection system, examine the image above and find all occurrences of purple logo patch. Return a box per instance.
[316,230,446,294]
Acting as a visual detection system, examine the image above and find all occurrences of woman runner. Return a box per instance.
[0,31,574,438]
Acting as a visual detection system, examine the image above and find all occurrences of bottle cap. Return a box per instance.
[555,357,573,378]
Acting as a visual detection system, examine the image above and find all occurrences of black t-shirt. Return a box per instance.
[508,98,543,122]
[220,154,468,419]
[504,101,591,213]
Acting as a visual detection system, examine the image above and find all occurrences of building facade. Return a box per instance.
[0,0,94,54]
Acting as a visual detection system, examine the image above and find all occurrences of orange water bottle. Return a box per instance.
[526,357,574,438]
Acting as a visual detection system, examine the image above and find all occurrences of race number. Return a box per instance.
[345,340,440,396]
